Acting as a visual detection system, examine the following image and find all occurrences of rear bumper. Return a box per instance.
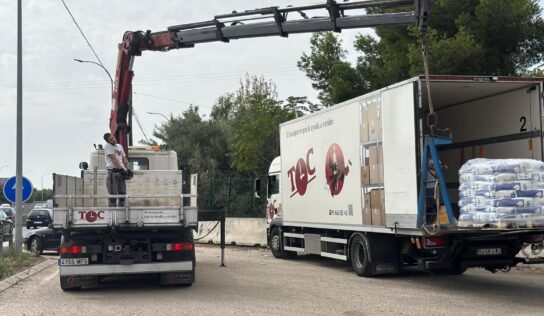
[59,261,193,276]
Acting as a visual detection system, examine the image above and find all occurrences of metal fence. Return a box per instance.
[197,173,266,218]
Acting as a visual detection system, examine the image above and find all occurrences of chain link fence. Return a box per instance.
[197,173,266,218]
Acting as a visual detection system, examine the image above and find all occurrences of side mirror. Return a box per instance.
[79,162,89,170]
[254,178,262,199]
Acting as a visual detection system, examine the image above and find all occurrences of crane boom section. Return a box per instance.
[111,0,431,154]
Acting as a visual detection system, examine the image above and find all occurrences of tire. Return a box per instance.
[29,236,43,255]
[269,227,296,259]
[350,234,374,277]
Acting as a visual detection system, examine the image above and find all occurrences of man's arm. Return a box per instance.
[108,154,125,170]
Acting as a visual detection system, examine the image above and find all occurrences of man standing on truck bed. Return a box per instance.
[104,133,129,207]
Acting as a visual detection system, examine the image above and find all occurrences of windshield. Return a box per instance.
[0,211,6,219]
[31,209,51,217]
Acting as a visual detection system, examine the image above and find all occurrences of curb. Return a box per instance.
[0,259,56,293]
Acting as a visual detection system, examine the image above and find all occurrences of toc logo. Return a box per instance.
[78,210,105,223]
[325,143,352,197]
[288,148,316,197]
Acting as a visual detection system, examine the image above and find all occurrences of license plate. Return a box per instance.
[476,248,502,256]
[34,221,42,224]
[59,258,89,266]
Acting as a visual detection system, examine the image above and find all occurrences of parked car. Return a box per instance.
[24,227,61,255]
[0,205,15,222]
[26,208,53,229]
[0,210,13,235]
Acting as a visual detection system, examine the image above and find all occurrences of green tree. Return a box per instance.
[297,33,349,107]
[153,106,230,174]
[299,0,544,104]
[366,0,544,83]
[228,75,295,175]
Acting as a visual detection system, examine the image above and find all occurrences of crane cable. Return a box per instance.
[420,32,437,133]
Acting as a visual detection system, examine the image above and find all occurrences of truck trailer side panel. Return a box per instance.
[280,101,363,226]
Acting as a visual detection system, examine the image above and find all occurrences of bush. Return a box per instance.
[0,247,30,279]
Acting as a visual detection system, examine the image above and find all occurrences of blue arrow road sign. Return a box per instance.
[3,176,33,203]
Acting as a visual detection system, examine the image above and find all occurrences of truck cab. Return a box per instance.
[266,157,282,224]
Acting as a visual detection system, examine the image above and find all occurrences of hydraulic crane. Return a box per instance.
[110,0,432,155]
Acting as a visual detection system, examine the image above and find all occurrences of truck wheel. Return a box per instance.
[270,227,296,259]
[350,234,373,277]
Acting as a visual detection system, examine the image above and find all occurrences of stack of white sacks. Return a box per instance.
[458,158,544,227]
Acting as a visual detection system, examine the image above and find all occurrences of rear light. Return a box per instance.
[525,234,544,243]
[423,236,445,248]
[57,245,87,254]
[166,243,194,251]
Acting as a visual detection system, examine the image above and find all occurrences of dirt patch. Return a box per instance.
[0,249,46,281]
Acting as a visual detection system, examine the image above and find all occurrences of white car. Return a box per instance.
[0,210,13,235]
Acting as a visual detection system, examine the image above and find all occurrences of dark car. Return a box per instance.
[24,227,61,255]
[0,210,13,235]
[26,208,53,229]
[0,206,15,222]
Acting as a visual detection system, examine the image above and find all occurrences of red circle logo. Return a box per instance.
[85,211,98,222]
[295,158,309,196]
[325,143,351,197]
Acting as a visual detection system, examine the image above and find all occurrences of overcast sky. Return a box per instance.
[0,0,543,193]
[0,0,370,192]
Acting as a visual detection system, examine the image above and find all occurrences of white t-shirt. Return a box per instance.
[104,143,126,170]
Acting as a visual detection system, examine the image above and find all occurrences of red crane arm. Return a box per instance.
[109,0,431,156]
[111,31,178,155]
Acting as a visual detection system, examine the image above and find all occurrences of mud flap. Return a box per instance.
[160,271,194,285]
[366,234,401,275]
[60,275,98,290]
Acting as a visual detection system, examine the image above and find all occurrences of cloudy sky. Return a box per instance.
[0,0,370,192]
[0,0,543,193]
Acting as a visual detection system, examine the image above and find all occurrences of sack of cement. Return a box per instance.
[458,158,544,227]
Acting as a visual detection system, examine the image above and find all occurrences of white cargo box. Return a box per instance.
[279,76,543,232]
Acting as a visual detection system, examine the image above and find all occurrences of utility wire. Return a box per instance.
[132,106,151,144]
[0,68,300,90]
[60,0,105,67]
[134,91,208,108]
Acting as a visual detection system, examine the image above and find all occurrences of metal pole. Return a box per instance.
[15,0,23,253]
[226,176,231,217]
[221,211,225,267]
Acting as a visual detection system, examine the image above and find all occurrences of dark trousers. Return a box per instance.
[107,169,126,207]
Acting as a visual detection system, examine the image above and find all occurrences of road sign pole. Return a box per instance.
[15,0,23,253]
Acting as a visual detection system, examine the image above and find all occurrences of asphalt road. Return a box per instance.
[2,245,544,316]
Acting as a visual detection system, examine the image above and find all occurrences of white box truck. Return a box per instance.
[262,75,544,276]
[53,146,198,290]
